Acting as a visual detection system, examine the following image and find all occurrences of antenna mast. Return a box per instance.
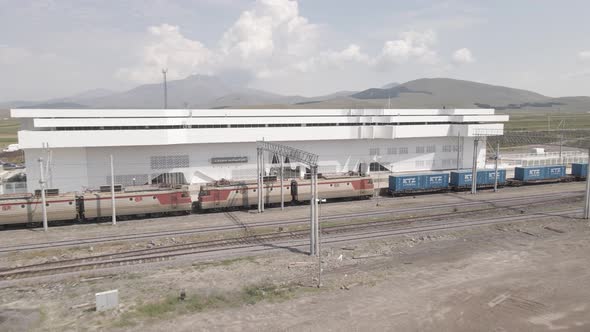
[162,68,168,109]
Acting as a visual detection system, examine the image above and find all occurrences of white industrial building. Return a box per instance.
[11,108,508,194]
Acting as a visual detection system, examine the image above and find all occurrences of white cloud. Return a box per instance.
[117,24,213,83]
[218,0,319,78]
[0,46,33,65]
[373,30,438,68]
[295,44,370,73]
[118,0,319,83]
[117,1,444,86]
[452,47,475,64]
[578,50,590,61]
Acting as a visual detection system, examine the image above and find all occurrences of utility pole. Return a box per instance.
[38,158,48,231]
[471,138,479,194]
[162,68,168,109]
[110,155,117,225]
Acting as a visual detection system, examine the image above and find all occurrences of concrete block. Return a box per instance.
[95,289,119,312]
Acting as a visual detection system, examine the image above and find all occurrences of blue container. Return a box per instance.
[515,166,544,181]
[389,172,449,193]
[477,169,507,185]
[424,173,449,189]
[572,163,588,178]
[389,174,422,192]
[544,165,566,179]
[450,170,471,187]
[514,165,565,181]
[450,169,507,187]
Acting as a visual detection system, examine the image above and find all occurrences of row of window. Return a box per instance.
[371,144,462,156]
[51,121,483,131]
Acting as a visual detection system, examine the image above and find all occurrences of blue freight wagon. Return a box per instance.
[389,172,449,195]
[571,163,588,178]
[450,169,507,189]
[514,165,566,182]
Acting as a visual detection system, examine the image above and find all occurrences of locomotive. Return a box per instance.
[197,175,374,210]
[0,175,373,226]
[0,187,192,226]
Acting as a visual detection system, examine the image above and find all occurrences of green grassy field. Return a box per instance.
[501,110,590,131]
[0,119,19,148]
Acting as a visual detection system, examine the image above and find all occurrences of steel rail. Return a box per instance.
[0,190,582,253]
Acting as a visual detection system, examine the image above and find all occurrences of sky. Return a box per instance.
[1,0,590,101]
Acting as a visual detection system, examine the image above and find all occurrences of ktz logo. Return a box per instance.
[430,176,443,183]
[464,174,472,181]
[529,169,541,176]
[488,173,496,179]
[550,168,561,174]
[402,178,416,185]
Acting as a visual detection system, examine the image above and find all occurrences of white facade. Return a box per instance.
[11,108,508,193]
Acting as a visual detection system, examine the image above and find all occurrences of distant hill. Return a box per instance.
[381,82,400,89]
[20,102,88,109]
[349,78,549,108]
[1,76,589,112]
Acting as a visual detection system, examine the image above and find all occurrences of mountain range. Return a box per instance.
[1,75,589,113]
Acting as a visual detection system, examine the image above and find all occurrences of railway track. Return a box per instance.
[0,202,579,281]
[0,190,582,254]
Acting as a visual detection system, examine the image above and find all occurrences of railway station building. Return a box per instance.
[11,108,508,194]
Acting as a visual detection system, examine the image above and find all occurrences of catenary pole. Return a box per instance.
[310,167,316,256]
[261,150,265,212]
[494,141,500,192]
[314,167,319,255]
[585,148,590,219]
[456,132,461,170]
[317,197,326,287]
[280,157,284,210]
[471,138,479,194]
[110,155,117,225]
[257,148,262,212]
[38,158,48,231]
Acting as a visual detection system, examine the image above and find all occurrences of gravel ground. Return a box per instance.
[0,182,589,331]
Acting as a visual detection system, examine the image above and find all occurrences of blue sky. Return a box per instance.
[0,0,589,100]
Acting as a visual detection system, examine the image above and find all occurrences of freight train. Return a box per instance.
[1,163,588,227]
[388,164,583,195]
[0,175,373,226]
[0,187,192,226]
[197,175,374,210]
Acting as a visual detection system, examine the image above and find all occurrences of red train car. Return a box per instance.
[198,175,373,210]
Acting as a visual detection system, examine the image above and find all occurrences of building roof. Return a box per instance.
[11,108,508,149]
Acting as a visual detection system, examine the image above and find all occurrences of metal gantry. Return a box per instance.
[256,141,320,255]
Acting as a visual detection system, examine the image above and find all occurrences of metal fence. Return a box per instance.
[498,151,589,167]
